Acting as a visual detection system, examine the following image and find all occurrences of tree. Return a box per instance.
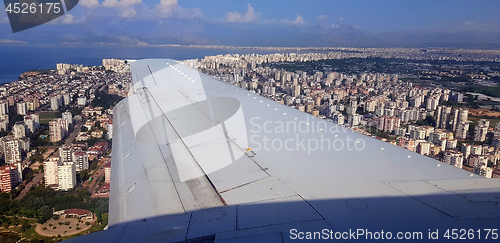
[22,168,34,182]
[78,170,90,184]
[423,116,436,127]
[71,107,83,116]
[21,222,31,232]
[90,158,98,170]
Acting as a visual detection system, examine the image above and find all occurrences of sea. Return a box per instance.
[0,44,303,84]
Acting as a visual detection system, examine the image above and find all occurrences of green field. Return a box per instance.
[39,112,61,124]
[468,116,500,128]
[460,86,500,98]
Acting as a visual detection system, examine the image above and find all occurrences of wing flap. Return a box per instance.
[387,179,500,219]
[219,176,297,205]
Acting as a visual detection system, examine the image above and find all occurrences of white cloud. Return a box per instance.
[464,21,474,26]
[120,8,137,18]
[281,13,305,26]
[80,0,100,8]
[154,0,202,19]
[0,7,8,24]
[101,0,141,19]
[317,15,327,20]
[156,0,177,16]
[60,13,76,24]
[48,13,85,24]
[0,39,27,44]
[80,0,142,18]
[225,3,258,23]
[102,0,141,8]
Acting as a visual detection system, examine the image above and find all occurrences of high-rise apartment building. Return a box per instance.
[0,100,8,115]
[452,109,459,132]
[474,164,493,178]
[458,108,468,123]
[439,106,452,129]
[26,98,39,111]
[44,157,59,186]
[49,118,68,143]
[13,122,26,138]
[456,122,470,140]
[50,95,61,111]
[468,155,488,167]
[58,161,76,191]
[24,114,40,133]
[443,150,464,169]
[62,111,73,126]
[59,145,74,163]
[59,145,88,172]
[1,136,21,164]
[416,141,430,155]
[73,149,89,172]
[63,93,71,106]
[378,116,400,133]
[107,122,113,139]
[104,164,111,184]
[0,165,20,192]
[17,101,26,115]
[474,125,488,142]
[435,106,442,128]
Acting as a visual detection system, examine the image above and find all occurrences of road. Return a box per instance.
[41,147,56,159]
[88,171,103,195]
[17,171,43,199]
[83,159,108,196]
[65,123,83,146]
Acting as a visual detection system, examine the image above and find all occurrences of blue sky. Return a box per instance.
[178,0,500,32]
[1,0,500,47]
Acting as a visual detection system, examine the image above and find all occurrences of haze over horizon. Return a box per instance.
[1,0,500,48]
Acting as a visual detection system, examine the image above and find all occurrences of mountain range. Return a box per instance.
[3,18,500,48]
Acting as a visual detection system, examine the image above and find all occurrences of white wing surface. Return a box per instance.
[66,59,500,243]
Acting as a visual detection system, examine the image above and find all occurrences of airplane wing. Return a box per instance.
[67,59,500,242]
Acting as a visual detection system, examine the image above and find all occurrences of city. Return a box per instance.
[0,59,130,241]
[184,50,500,179]
[2,0,500,241]
[1,48,500,241]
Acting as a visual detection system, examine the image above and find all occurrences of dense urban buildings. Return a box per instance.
[0,59,127,194]
[185,51,500,178]
[0,165,21,192]
[0,47,499,241]
[1,51,500,200]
